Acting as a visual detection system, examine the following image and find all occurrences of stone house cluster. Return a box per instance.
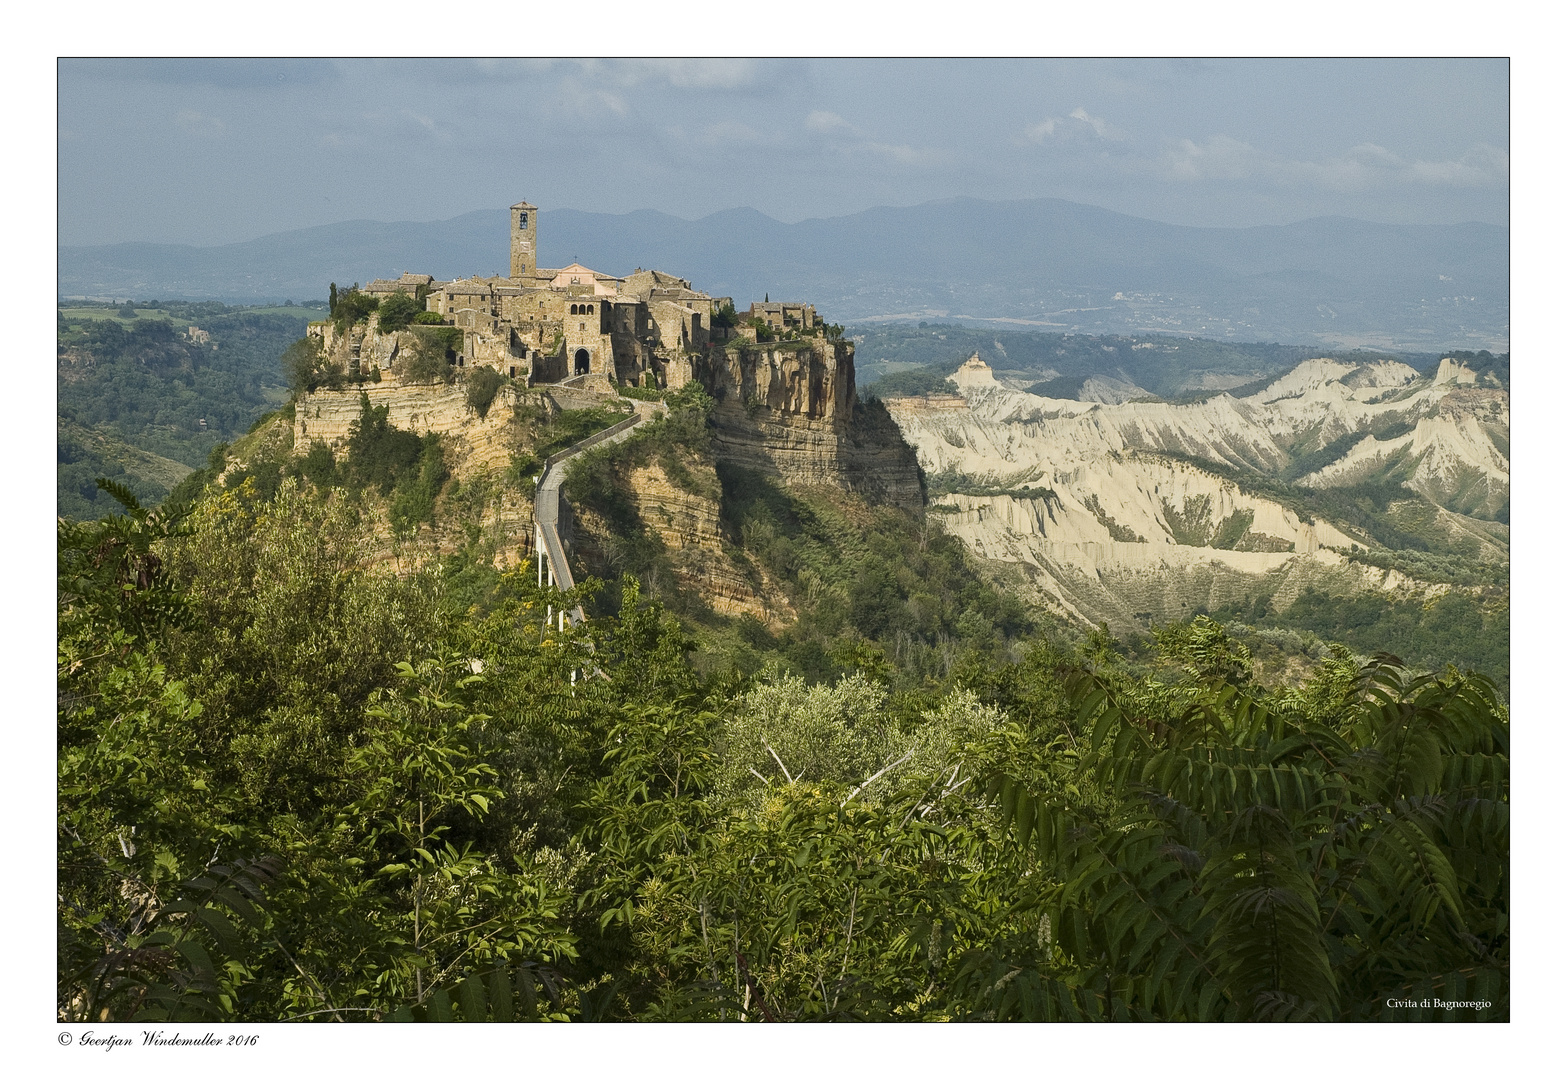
[356,200,820,393]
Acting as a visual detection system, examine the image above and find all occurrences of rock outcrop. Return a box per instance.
[694,339,924,510]
[293,381,535,475]
[563,454,776,623]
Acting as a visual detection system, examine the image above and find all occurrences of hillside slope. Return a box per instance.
[884,354,1508,638]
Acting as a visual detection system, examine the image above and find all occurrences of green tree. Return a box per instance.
[376,291,424,333]
[964,653,1508,1020]
[464,366,507,418]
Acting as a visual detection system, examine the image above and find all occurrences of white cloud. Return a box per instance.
[1022,118,1057,142]
[800,110,941,166]
[1069,107,1120,140]
[1160,135,1508,190]
[1020,107,1124,144]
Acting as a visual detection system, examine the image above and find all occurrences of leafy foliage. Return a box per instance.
[329,285,379,333]
[394,327,460,385]
[57,387,1506,1023]
[970,645,1507,1021]
[375,292,425,334]
[713,464,1032,688]
[282,334,341,394]
[342,392,425,494]
[464,366,507,419]
[58,308,304,517]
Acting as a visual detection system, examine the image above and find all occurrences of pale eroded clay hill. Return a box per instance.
[883,355,1508,631]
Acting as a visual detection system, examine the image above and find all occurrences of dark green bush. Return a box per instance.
[395,328,459,385]
[389,435,447,538]
[330,286,379,333]
[465,366,506,418]
[297,440,339,488]
[345,393,424,494]
[281,335,342,393]
[375,292,423,333]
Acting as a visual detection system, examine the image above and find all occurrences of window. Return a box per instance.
[518,212,528,227]
[587,304,593,314]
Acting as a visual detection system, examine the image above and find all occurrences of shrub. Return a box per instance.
[281,335,343,393]
[345,393,424,494]
[297,440,339,488]
[330,286,378,333]
[375,292,423,333]
[389,435,448,537]
[412,310,445,325]
[395,328,459,385]
[465,366,506,418]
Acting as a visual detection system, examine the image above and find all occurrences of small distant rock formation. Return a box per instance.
[948,352,999,391]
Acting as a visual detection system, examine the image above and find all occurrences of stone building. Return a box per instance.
[747,301,817,333]
[365,272,435,299]
[358,199,757,392]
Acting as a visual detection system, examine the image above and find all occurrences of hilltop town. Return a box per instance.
[323,199,825,392]
[275,199,922,608]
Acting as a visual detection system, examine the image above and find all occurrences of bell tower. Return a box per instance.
[510,200,538,280]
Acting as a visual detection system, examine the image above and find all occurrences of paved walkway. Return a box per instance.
[533,398,666,624]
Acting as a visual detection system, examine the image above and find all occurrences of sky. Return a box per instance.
[58,58,1508,248]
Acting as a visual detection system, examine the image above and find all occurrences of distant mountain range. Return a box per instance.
[60,198,1508,351]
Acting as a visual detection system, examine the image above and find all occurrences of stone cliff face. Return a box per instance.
[286,337,922,617]
[294,381,528,475]
[693,340,924,510]
[562,455,783,624]
[291,381,547,572]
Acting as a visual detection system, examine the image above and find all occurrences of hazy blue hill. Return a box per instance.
[61,198,1507,350]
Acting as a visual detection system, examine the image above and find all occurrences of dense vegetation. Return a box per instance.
[58,302,309,518]
[57,307,1507,1022]
[1204,589,1509,692]
[57,478,1509,1021]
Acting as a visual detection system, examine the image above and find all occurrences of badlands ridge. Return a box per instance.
[883,354,1508,630]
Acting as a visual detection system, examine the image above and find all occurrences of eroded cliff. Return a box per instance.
[883,355,1508,632]
[693,339,924,510]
